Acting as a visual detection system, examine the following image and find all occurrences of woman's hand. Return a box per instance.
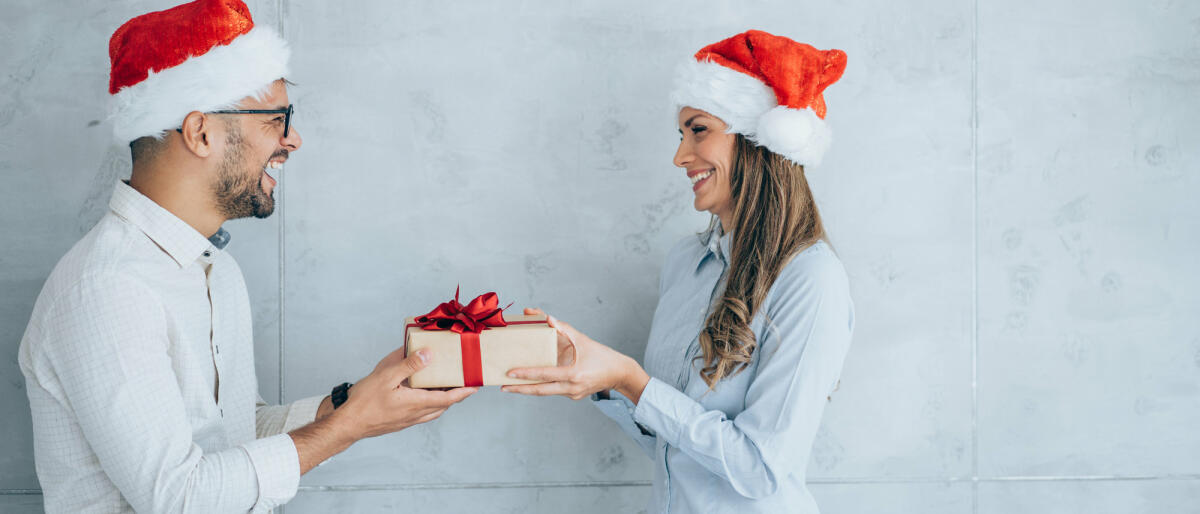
[502,308,651,403]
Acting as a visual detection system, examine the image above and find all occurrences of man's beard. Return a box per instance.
[213,123,277,220]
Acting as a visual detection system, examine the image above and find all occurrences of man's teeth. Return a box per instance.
[690,170,712,185]
[267,161,283,170]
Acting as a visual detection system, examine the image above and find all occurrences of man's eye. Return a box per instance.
[272,116,285,124]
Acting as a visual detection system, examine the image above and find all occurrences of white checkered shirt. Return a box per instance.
[19,181,323,513]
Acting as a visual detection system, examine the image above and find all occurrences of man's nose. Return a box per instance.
[281,126,302,152]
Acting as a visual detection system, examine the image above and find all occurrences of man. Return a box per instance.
[18,1,476,512]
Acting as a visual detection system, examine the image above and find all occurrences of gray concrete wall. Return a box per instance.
[1,1,1197,512]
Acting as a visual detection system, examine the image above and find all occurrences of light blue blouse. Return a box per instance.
[593,226,854,513]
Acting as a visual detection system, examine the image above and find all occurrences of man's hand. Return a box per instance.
[339,347,477,438]
[289,347,477,474]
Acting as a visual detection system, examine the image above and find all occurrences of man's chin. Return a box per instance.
[252,192,276,219]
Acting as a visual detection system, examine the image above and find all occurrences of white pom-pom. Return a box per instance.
[752,106,832,167]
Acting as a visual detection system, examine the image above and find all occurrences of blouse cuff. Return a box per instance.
[592,390,653,434]
[633,377,699,447]
[242,433,301,512]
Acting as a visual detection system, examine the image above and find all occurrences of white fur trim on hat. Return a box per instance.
[755,105,831,166]
[671,58,834,167]
[109,26,290,144]
[670,58,775,136]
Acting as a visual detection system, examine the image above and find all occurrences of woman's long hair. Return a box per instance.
[697,134,826,389]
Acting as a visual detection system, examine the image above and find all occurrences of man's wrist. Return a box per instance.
[315,395,335,421]
[322,405,362,445]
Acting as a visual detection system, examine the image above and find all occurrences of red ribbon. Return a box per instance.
[404,287,512,387]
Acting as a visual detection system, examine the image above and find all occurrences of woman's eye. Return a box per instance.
[691,125,707,134]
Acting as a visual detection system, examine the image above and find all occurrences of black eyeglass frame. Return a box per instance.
[175,104,294,137]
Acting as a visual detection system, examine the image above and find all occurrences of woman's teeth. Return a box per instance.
[690,170,712,185]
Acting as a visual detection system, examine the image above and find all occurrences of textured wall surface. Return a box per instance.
[2,1,1198,512]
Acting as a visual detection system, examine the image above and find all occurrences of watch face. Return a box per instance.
[332,382,351,409]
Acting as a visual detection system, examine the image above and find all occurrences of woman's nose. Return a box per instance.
[673,140,692,168]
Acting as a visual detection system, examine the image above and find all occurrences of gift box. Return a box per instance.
[403,289,557,389]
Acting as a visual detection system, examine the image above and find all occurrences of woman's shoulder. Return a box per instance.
[661,232,708,270]
[770,240,851,301]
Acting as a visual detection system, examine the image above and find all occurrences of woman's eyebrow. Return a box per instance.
[683,114,701,128]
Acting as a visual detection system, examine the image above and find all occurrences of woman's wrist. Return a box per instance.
[614,356,651,405]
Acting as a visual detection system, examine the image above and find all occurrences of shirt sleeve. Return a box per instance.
[39,273,300,513]
[631,252,854,499]
[256,394,325,439]
[591,390,657,458]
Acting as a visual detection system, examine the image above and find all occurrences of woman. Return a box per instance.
[504,30,853,513]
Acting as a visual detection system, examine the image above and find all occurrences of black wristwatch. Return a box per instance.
[330,382,353,410]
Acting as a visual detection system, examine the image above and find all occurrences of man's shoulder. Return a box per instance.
[35,214,160,316]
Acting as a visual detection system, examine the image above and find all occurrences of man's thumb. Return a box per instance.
[394,349,431,380]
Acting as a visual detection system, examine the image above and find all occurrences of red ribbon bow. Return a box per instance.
[414,286,509,334]
[406,287,513,387]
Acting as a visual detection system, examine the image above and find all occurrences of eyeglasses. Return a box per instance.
[175,104,295,138]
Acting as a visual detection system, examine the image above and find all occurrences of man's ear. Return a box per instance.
[179,111,215,158]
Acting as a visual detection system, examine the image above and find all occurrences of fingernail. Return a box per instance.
[417,349,431,363]
[507,371,517,378]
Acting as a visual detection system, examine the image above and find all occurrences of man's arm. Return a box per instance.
[41,274,475,510]
[256,394,327,438]
[41,276,290,512]
[288,347,477,474]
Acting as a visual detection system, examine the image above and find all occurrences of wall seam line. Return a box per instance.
[6,474,1200,496]
[276,0,286,409]
[971,0,981,510]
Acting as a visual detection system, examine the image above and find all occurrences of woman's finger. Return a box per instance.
[524,307,546,316]
[547,315,582,341]
[507,365,573,382]
[501,381,575,397]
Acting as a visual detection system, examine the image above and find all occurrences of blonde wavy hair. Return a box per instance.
[697,134,826,389]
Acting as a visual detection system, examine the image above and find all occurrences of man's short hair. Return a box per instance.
[130,136,168,164]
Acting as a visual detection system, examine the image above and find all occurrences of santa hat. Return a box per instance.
[671,30,847,166]
[108,0,290,144]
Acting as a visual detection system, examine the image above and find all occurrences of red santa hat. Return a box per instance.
[108,0,290,144]
[671,30,848,166]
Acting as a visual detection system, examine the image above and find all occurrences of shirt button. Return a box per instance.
[220,408,224,417]
[215,345,220,354]
[203,251,212,257]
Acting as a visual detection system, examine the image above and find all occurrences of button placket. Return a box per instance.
[205,262,222,406]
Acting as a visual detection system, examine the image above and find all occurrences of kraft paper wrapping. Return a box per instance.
[404,314,558,388]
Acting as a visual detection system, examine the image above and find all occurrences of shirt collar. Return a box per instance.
[109,181,229,268]
[695,222,732,271]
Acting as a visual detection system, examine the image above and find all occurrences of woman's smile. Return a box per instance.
[689,168,713,192]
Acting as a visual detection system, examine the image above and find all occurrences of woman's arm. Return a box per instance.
[637,254,853,498]
[506,254,853,498]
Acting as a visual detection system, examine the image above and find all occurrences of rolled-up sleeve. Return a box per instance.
[41,274,299,513]
[256,395,324,438]
[631,253,854,499]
